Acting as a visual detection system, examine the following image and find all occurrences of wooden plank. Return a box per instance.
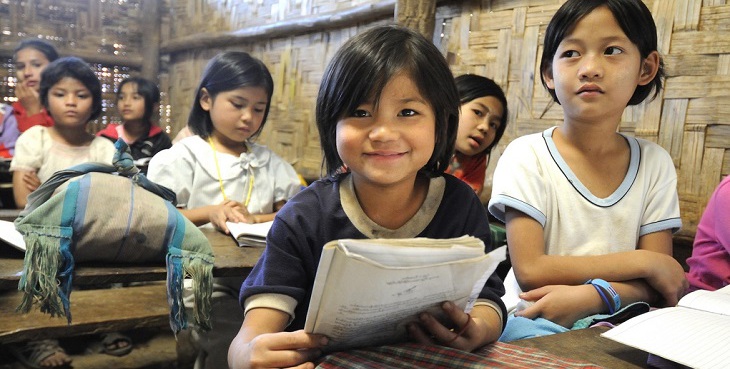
[0,228,262,290]
[0,284,170,344]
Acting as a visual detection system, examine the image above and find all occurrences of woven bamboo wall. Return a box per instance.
[163,0,729,236]
[0,0,153,131]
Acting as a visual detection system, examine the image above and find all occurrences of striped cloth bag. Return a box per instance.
[14,140,213,334]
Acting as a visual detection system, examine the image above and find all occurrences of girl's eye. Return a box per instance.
[231,102,243,109]
[472,109,484,117]
[31,62,44,68]
[398,109,417,117]
[352,109,370,118]
[561,50,579,58]
[605,46,623,55]
[254,108,265,114]
[78,93,90,99]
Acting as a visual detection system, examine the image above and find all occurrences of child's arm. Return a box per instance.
[12,170,40,209]
[506,208,686,305]
[228,307,327,369]
[408,302,502,351]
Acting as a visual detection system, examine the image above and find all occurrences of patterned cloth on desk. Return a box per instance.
[316,342,602,369]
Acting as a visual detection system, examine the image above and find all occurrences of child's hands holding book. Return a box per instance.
[229,309,328,369]
[407,301,502,352]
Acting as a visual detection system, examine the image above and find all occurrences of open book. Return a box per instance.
[303,236,507,352]
[601,285,730,369]
[225,221,273,247]
[0,219,25,251]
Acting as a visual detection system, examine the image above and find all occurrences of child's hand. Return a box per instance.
[21,171,40,192]
[15,80,43,116]
[643,252,688,306]
[515,284,603,328]
[210,200,254,233]
[407,302,494,352]
[232,330,326,369]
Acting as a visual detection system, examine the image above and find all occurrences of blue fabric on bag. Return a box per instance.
[15,139,213,334]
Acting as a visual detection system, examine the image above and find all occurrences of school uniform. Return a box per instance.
[242,173,507,331]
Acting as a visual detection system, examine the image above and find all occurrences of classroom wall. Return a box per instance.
[0,0,151,131]
[163,0,729,238]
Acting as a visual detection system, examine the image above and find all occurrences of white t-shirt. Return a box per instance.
[488,127,682,310]
[10,125,116,183]
[147,135,302,214]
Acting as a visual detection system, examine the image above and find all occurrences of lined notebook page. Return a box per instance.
[602,288,730,369]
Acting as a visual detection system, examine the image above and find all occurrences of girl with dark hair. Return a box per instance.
[147,51,301,369]
[488,0,686,341]
[229,25,507,369]
[96,77,172,170]
[446,74,508,196]
[147,51,300,229]
[10,56,115,209]
[0,39,59,158]
[7,56,116,369]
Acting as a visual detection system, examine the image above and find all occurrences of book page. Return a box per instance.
[0,220,25,251]
[304,238,506,352]
[678,285,730,316]
[225,221,273,247]
[602,307,730,369]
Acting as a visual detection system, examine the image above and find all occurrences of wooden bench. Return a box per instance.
[0,283,172,344]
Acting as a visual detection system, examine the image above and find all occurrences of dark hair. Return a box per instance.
[40,57,103,121]
[316,25,459,177]
[539,0,664,106]
[116,76,160,124]
[455,74,508,155]
[13,39,59,62]
[188,51,274,140]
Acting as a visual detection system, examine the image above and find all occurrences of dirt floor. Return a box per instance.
[0,329,197,369]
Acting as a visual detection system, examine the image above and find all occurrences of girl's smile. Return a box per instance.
[336,72,435,188]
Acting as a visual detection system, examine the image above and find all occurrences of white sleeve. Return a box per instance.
[9,126,45,172]
[487,136,548,226]
[639,142,682,235]
[147,144,195,208]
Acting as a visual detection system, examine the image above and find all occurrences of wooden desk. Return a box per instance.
[0,227,263,289]
[512,326,650,368]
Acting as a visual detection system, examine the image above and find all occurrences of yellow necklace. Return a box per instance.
[208,137,254,207]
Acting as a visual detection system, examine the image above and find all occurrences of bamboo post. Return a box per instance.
[141,0,161,81]
[395,0,436,39]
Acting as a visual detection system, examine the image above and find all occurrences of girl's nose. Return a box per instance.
[23,66,33,77]
[65,96,77,106]
[579,55,603,79]
[240,107,253,122]
[369,120,398,142]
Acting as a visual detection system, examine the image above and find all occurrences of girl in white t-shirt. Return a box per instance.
[146,51,301,369]
[10,56,115,209]
[147,51,301,234]
[488,0,687,341]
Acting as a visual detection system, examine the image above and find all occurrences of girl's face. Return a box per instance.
[47,77,93,127]
[543,6,657,123]
[14,48,51,91]
[201,86,268,148]
[117,82,146,122]
[336,72,435,188]
[454,96,504,156]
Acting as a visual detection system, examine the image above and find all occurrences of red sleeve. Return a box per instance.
[14,107,54,132]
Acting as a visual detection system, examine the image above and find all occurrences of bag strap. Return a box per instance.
[21,139,177,216]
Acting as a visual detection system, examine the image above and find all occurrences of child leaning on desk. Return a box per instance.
[228,25,507,369]
[488,0,688,342]
[147,51,301,369]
